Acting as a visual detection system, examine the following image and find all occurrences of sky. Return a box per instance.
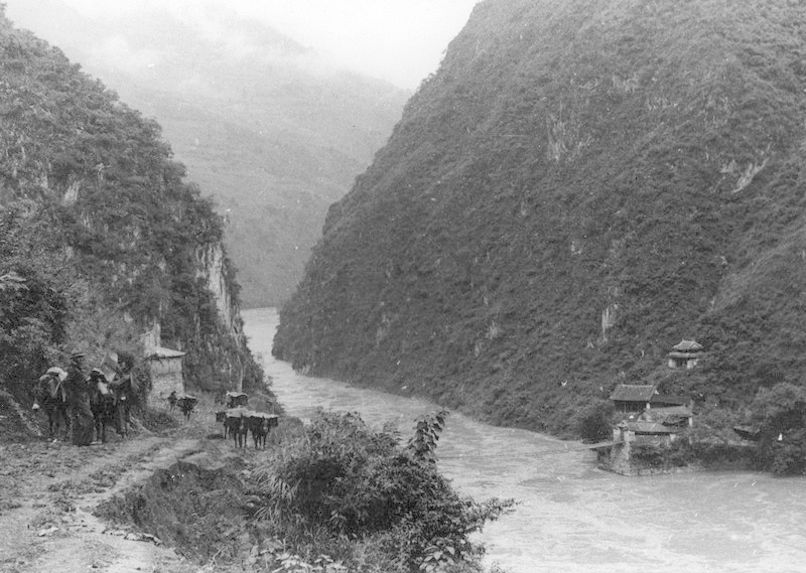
[47,0,481,89]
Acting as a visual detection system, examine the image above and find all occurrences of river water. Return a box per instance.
[243,307,806,573]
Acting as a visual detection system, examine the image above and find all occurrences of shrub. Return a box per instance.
[251,410,514,572]
[576,400,614,443]
[750,383,806,475]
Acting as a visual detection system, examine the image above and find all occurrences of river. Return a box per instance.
[243,307,806,573]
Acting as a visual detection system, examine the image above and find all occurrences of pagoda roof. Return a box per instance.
[672,339,703,352]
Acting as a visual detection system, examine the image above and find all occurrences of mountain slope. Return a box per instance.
[6,0,408,306]
[0,7,262,414]
[274,0,806,435]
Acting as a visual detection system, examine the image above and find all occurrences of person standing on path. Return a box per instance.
[65,351,94,446]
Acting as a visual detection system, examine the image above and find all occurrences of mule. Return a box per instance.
[32,373,70,440]
[90,375,122,443]
[177,395,197,420]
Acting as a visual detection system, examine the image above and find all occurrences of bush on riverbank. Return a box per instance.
[250,410,514,572]
[749,383,806,475]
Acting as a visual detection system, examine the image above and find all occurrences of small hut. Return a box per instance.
[667,339,704,369]
[146,346,186,409]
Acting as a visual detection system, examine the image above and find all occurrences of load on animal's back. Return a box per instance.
[177,394,197,419]
[218,403,279,449]
[36,350,138,446]
[89,368,122,443]
[32,367,69,439]
[225,391,249,409]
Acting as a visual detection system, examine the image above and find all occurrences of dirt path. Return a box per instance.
[0,404,227,573]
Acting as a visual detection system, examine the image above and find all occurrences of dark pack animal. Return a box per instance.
[177,395,197,420]
[32,372,70,439]
[224,408,250,448]
[248,413,279,449]
[90,377,122,443]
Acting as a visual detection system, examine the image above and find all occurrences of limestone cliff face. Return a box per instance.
[196,244,235,335]
[275,0,806,435]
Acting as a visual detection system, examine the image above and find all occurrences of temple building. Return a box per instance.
[667,339,704,369]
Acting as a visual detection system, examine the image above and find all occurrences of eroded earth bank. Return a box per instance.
[0,395,292,573]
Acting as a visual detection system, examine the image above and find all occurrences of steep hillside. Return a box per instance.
[7,0,408,306]
[0,7,262,414]
[275,0,806,435]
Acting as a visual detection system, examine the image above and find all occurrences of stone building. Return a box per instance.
[145,346,186,409]
[599,384,694,475]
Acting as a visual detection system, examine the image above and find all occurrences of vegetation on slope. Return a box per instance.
[8,0,409,306]
[275,0,806,439]
[0,5,262,421]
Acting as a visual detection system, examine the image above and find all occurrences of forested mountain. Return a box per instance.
[0,6,261,425]
[7,0,409,306]
[275,0,806,436]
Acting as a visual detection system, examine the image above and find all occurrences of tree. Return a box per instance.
[750,383,806,475]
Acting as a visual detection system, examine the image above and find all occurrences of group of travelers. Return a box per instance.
[34,351,133,446]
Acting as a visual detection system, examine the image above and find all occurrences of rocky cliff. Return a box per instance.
[275,0,806,435]
[0,7,261,409]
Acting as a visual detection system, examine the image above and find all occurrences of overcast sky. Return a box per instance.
[44,0,480,89]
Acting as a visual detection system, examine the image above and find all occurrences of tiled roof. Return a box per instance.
[672,339,703,352]
[645,406,692,418]
[649,394,689,406]
[610,384,656,402]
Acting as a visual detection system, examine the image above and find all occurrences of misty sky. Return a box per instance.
[50,0,480,89]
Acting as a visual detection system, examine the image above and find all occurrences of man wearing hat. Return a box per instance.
[64,351,94,446]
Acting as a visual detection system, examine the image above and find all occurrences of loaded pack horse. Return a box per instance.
[32,368,70,439]
[89,368,126,443]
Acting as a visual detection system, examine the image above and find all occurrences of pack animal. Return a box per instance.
[177,395,197,420]
[90,375,122,443]
[248,413,279,449]
[224,408,250,448]
[32,373,70,439]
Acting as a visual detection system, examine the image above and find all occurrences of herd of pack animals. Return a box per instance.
[32,367,278,449]
[32,365,134,444]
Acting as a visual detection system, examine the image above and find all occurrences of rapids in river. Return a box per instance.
[243,307,806,573]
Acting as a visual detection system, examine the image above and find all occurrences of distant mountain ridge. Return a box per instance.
[274,0,806,435]
[7,0,408,306]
